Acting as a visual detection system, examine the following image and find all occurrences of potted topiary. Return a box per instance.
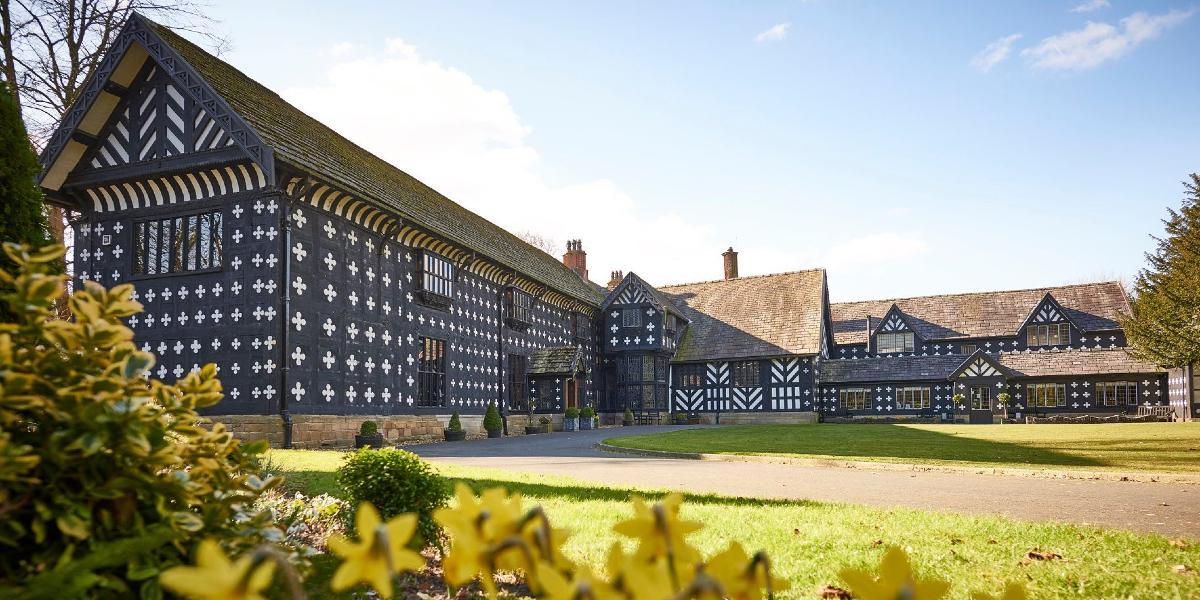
[444,411,466,441]
[355,420,384,448]
[483,402,503,438]
[672,412,688,425]
[622,408,634,426]
[564,407,580,431]
[579,406,595,430]
[539,416,552,433]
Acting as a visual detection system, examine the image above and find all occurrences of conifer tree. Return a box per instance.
[0,81,52,318]
[1123,174,1200,367]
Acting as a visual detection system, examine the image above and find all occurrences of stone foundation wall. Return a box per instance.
[694,411,818,425]
[213,412,554,449]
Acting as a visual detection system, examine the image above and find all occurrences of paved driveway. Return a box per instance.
[406,425,1200,539]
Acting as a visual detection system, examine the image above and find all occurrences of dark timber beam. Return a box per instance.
[71,131,99,147]
[103,80,129,97]
[63,146,250,190]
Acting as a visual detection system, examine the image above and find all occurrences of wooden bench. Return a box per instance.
[634,410,661,425]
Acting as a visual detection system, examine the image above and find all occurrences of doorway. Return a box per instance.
[564,377,579,410]
[969,386,992,424]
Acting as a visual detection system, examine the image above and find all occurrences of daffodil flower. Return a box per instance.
[705,541,790,600]
[536,561,620,600]
[840,546,950,600]
[612,494,703,570]
[605,542,675,600]
[436,484,539,598]
[328,502,425,598]
[160,539,275,600]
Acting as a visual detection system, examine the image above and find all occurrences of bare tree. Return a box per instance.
[515,230,563,258]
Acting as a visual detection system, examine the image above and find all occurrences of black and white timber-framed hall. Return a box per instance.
[36,15,1199,446]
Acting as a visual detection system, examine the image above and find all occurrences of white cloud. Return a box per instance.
[328,41,357,58]
[825,232,929,270]
[282,38,789,286]
[970,33,1022,72]
[754,23,792,43]
[1070,0,1110,13]
[1022,8,1195,70]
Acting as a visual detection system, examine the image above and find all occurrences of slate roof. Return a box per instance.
[997,348,1165,377]
[600,272,687,319]
[659,270,827,362]
[831,282,1130,346]
[147,20,604,307]
[528,346,585,375]
[819,355,964,383]
[819,348,1164,383]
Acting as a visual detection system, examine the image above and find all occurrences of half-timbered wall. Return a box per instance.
[672,356,818,413]
[285,196,596,416]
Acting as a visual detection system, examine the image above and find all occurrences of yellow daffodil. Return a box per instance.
[436,484,538,598]
[327,502,425,598]
[840,546,950,600]
[705,541,790,600]
[613,493,703,567]
[160,539,275,600]
[536,562,620,600]
[605,542,675,600]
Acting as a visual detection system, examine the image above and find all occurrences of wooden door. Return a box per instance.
[969,386,992,424]
[564,377,579,409]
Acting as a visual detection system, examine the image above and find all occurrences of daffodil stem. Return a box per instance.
[487,536,539,594]
[667,571,725,600]
[250,545,307,600]
[748,550,775,600]
[653,503,681,592]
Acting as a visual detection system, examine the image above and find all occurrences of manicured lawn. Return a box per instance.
[267,449,1200,599]
[605,422,1200,473]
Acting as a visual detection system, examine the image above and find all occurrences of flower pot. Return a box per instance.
[354,433,384,449]
[563,417,579,431]
[524,425,547,435]
[444,429,466,442]
[579,417,594,430]
[487,429,502,438]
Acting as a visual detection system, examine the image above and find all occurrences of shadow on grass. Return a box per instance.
[618,424,1110,468]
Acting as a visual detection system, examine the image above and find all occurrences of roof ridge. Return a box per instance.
[658,268,825,290]
[832,280,1125,306]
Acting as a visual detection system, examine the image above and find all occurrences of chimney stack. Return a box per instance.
[607,270,624,290]
[562,239,588,280]
[722,247,738,280]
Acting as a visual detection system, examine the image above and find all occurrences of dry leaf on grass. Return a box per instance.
[1169,539,1189,550]
[819,584,854,599]
[1173,564,1196,576]
[1020,548,1064,565]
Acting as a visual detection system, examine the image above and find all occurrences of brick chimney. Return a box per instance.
[607,270,624,290]
[562,239,587,280]
[722,247,738,280]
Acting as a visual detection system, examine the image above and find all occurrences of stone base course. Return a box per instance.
[212,412,571,448]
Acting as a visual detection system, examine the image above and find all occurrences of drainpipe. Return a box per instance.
[278,175,309,449]
[496,272,513,435]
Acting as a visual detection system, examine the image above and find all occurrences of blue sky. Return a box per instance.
[193,0,1199,300]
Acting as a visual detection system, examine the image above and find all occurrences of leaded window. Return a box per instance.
[1027,323,1070,346]
[508,354,528,411]
[133,209,222,276]
[732,361,759,387]
[1095,381,1137,407]
[417,337,446,407]
[675,364,704,388]
[877,332,914,354]
[505,287,533,325]
[421,253,454,299]
[622,308,641,328]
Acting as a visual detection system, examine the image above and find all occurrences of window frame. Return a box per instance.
[508,354,528,412]
[675,363,705,388]
[839,388,868,411]
[622,308,641,328]
[1026,323,1071,347]
[731,361,760,388]
[131,208,224,279]
[417,336,447,407]
[960,344,977,355]
[1095,381,1137,407]
[505,287,534,326]
[877,331,915,354]
[420,252,455,301]
[896,387,930,410]
[1027,382,1066,408]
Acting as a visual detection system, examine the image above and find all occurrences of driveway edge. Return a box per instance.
[594,443,1200,485]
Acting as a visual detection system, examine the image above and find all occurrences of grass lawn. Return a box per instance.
[267,449,1200,599]
[604,422,1200,473]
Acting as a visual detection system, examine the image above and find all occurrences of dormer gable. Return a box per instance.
[951,350,1006,380]
[1018,292,1079,347]
[871,304,920,354]
[872,304,916,335]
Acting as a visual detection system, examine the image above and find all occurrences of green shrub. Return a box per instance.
[336,448,449,544]
[580,406,595,419]
[564,407,580,418]
[447,411,463,432]
[0,244,279,598]
[359,420,379,436]
[673,412,688,423]
[623,408,634,423]
[539,416,551,426]
[483,402,502,432]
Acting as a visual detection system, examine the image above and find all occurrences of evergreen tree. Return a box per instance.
[1123,174,1200,367]
[0,81,52,318]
